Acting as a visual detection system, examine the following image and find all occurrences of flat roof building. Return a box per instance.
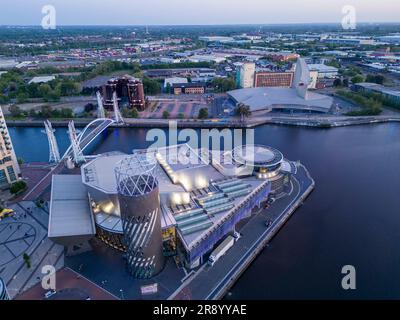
[171,82,206,95]
[307,64,339,79]
[48,175,96,255]
[352,82,400,105]
[28,76,56,84]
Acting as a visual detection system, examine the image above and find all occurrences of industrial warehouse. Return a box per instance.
[48,143,297,277]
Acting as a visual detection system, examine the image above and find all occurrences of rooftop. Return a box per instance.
[228,87,333,113]
[48,175,95,238]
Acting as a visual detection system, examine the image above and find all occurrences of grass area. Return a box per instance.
[336,90,383,116]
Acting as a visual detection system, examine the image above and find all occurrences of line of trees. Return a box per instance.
[0,71,80,103]
[8,105,74,119]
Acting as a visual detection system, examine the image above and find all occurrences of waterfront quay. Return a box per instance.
[169,164,314,300]
[6,114,400,130]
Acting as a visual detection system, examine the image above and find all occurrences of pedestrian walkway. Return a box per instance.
[0,201,64,299]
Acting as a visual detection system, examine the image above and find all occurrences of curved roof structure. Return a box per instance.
[228,87,333,113]
[232,145,284,168]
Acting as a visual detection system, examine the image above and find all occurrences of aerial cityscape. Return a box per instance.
[1,0,400,307]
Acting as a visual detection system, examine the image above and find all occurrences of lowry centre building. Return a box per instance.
[49,144,297,275]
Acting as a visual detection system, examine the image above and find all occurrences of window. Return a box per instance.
[0,169,7,185]
[7,166,16,182]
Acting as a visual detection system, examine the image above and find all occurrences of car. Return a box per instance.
[0,208,15,219]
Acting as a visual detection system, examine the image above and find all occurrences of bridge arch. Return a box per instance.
[62,118,115,160]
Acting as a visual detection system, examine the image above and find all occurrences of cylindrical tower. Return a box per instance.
[115,152,165,279]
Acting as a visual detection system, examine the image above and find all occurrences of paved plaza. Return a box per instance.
[0,201,64,299]
[142,99,210,119]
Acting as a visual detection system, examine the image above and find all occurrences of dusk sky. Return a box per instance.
[1,0,399,25]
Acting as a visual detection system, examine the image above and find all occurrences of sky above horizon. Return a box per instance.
[1,0,399,26]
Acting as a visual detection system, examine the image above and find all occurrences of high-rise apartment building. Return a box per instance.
[0,107,21,187]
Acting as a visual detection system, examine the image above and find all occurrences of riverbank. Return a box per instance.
[6,115,400,130]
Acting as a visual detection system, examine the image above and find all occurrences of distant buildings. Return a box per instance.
[377,35,400,45]
[198,36,235,43]
[255,71,294,88]
[0,59,18,70]
[352,82,400,105]
[213,48,299,62]
[237,63,256,88]
[0,107,21,187]
[144,68,216,80]
[307,64,339,79]
[188,55,226,64]
[28,75,56,84]
[171,82,206,95]
[164,77,188,89]
[103,76,145,110]
[322,37,376,46]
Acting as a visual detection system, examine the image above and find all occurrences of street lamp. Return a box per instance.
[120,289,125,300]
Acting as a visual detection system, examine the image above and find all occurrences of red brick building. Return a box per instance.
[254,72,294,88]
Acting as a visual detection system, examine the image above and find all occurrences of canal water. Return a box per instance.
[8,123,400,299]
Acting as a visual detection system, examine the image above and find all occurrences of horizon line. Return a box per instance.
[1,21,400,28]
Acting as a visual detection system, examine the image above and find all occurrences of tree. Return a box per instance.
[326,59,341,69]
[143,76,161,95]
[29,109,38,118]
[59,108,74,118]
[9,105,22,117]
[333,78,342,87]
[40,105,53,118]
[84,103,95,113]
[178,113,185,119]
[212,77,236,93]
[10,180,27,195]
[38,84,51,98]
[122,108,139,118]
[198,108,209,119]
[131,108,139,118]
[366,74,385,85]
[351,75,364,84]
[23,253,31,269]
[16,92,28,103]
[162,110,170,119]
[234,103,252,122]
